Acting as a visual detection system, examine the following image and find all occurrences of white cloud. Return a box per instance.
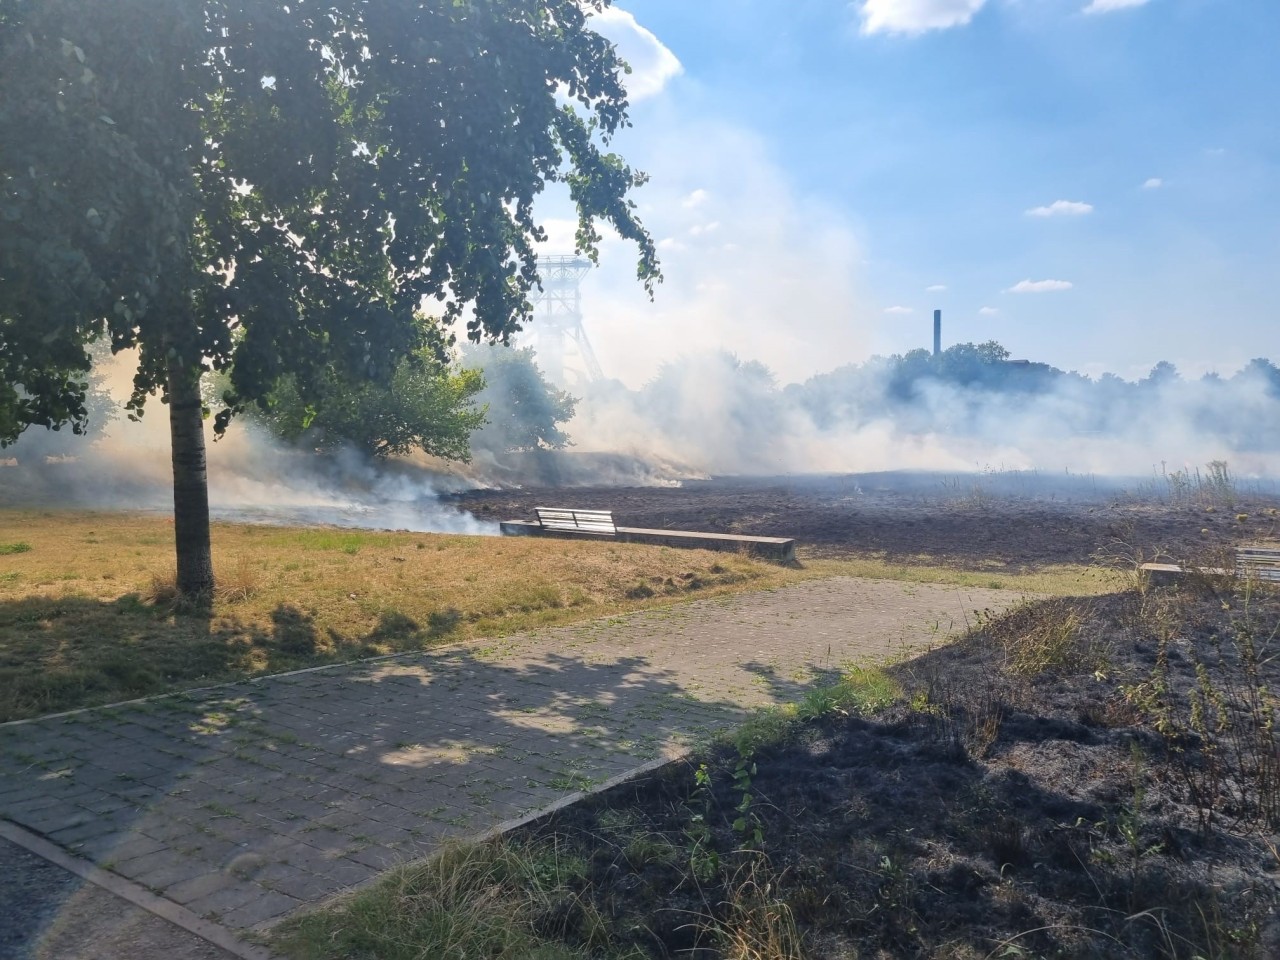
[925,284,947,293]
[1026,200,1094,217]
[1083,0,1150,14]
[1142,177,1164,190]
[884,305,914,314]
[592,8,683,101]
[688,221,721,237]
[859,0,987,36]
[979,306,1000,316]
[682,189,709,209]
[1007,279,1073,293]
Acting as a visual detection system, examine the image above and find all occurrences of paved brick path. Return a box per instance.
[1,577,1023,941]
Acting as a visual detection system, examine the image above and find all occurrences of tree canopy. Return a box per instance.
[1,0,659,593]
[251,346,487,462]
[464,344,577,454]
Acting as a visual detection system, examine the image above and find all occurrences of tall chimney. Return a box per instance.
[933,309,941,357]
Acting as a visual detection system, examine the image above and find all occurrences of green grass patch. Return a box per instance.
[272,841,598,960]
[0,542,32,555]
[727,664,905,755]
[280,529,399,553]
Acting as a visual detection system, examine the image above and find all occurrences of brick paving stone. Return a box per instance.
[165,870,238,906]
[208,822,281,853]
[62,832,123,862]
[312,808,367,832]
[48,818,116,847]
[14,804,99,835]
[319,857,379,888]
[252,863,338,903]
[115,849,220,891]
[217,888,302,929]
[110,783,165,804]
[101,833,169,865]
[178,835,244,869]
[349,819,413,849]
[270,838,337,867]
[0,787,82,817]
[345,843,403,870]
[190,882,263,922]
[73,792,139,817]
[221,778,295,807]
[136,815,197,844]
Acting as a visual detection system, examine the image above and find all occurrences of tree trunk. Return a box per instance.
[167,357,214,597]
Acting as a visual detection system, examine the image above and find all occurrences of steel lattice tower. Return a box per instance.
[526,255,604,386]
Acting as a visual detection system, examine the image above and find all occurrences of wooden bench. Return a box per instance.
[1141,544,1280,586]
[499,509,797,562]
[1236,546,1280,582]
[534,507,617,537]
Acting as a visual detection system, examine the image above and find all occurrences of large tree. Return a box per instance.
[0,0,659,594]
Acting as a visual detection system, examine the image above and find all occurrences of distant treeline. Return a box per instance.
[566,344,1280,476]
[788,343,1280,450]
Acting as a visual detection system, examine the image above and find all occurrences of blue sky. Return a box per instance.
[540,0,1279,386]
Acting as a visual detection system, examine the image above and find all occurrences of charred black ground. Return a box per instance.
[451,471,1280,567]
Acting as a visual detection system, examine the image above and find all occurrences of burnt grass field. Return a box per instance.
[441,474,1280,959]
[450,470,1280,568]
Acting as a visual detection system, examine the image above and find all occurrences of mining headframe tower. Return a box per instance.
[527,255,604,387]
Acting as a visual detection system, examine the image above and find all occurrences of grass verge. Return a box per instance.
[0,509,1105,721]
[271,840,602,960]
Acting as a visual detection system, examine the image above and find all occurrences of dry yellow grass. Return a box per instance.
[0,509,1116,721]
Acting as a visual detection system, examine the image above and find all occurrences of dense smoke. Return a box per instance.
[3,416,496,533]
[563,348,1280,482]
[5,343,1279,524]
[0,351,495,533]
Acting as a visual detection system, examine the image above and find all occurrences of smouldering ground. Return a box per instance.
[454,471,1280,567]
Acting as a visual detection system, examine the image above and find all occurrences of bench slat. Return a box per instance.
[534,506,617,536]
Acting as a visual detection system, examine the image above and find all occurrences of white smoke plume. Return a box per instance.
[559,351,1280,483]
[1,352,496,534]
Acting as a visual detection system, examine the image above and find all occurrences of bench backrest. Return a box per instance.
[1236,546,1280,582]
[535,507,617,535]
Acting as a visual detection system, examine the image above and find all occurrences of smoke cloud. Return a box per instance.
[559,350,1280,482]
[1,352,496,533]
[534,116,873,389]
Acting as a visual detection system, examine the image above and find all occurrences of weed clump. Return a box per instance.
[273,841,599,960]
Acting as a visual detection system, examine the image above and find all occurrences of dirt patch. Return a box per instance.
[451,473,1280,569]
[498,582,1280,959]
